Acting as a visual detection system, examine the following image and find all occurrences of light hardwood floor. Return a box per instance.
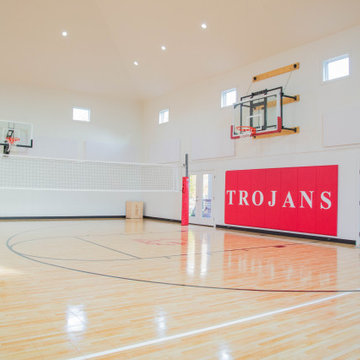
[1,219,360,359]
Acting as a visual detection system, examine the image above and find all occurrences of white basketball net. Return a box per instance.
[236,126,256,138]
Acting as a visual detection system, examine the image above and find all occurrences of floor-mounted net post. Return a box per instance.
[181,154,189,226]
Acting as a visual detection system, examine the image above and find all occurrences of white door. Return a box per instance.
[189,172,214,226]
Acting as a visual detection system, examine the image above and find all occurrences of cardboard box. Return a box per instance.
[126,201,143,219]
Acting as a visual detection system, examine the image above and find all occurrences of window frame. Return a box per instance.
[159,108,169,125]
[72,107,91,122]
[322,54,350,82]
[221,88,237,108]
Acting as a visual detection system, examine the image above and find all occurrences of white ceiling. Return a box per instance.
[0,0,359,100]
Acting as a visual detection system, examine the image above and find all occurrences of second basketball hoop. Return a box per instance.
[0,121,34,154]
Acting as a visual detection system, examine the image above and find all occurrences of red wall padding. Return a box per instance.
[224,165,338,236]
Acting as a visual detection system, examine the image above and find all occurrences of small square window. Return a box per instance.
[221,88,237,108]
[159,109,169,124]
[323,55,349,82]
[73,107,90,122]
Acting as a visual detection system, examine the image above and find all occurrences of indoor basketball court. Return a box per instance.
[1,1,360,359]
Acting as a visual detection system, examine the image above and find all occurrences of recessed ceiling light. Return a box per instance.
[201,23,207,29]
[133,61,139,66]
[161,45,166,51]
[61,31,68,37]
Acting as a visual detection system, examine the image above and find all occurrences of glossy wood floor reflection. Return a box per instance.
[1,219,360,359]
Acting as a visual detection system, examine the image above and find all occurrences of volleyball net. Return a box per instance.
[0,155,180,192]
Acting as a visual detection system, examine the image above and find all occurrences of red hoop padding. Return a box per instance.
[235,126,256,137]
[6,137,20,145]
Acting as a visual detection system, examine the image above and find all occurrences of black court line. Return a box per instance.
[11,241,300,263]
[9,236,141,261]
[74,236,140,259]
[6,232,360,293]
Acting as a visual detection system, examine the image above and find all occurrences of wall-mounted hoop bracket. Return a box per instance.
[231,87,299,139]
[252,62,300,82]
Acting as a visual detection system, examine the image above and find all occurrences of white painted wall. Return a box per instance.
[0,83,144,217]
[0,189,144,218]
[142,26,360,241]
[0,82,143,161]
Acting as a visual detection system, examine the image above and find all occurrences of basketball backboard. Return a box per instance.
[232,87,283,138]
[0,120,33,154]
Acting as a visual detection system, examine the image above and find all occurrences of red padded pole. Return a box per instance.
[181,176,189,226]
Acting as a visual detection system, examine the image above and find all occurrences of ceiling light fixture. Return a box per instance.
[201,23,207,29]
[161,45,166,51]
[133,61,139,66]
[61,31,68,37]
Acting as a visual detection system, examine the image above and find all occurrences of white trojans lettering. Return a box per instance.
[226,190,332,209]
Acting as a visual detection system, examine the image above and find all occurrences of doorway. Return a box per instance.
[189,172,214,226]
